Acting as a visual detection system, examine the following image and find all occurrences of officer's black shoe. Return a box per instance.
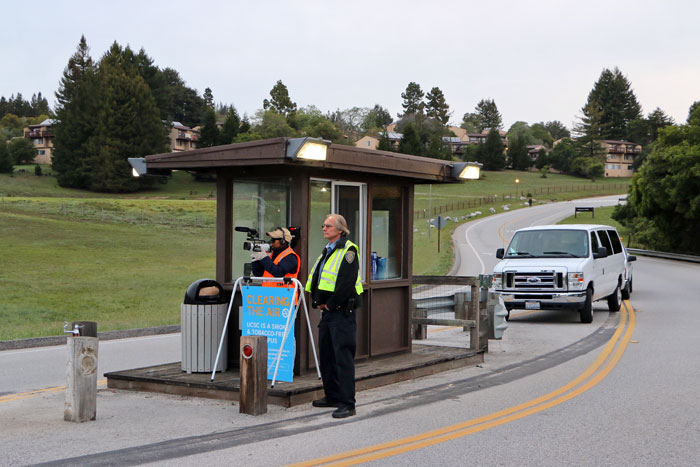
[332,406,356,418]
[312,397,341,408]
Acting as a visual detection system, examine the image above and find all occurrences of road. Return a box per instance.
[2,196,700,466]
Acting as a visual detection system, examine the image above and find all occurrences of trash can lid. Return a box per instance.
[184,279,228,305]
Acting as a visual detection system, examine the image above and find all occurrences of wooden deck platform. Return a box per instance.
[105,345,483,407]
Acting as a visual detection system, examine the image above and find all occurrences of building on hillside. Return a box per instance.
[527,145,547,163]
[169,122,200,152]
[602,140,641,177]
[354,132,402,151]
[23,118,56,164]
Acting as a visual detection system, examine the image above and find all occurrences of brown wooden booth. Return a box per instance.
[136,137,476,375]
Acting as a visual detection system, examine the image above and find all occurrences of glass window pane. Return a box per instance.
[371,186,403,280]
[309,179,332,260]
[232,179,289,279]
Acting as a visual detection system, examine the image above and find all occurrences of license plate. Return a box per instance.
[525,301,540,310]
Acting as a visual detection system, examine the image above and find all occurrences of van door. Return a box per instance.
[595,229,616,298]
[606,228,625,290]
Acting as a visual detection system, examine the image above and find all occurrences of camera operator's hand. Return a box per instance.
[250,251,268,262]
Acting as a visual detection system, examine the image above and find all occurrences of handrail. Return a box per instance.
[626,248,700,264]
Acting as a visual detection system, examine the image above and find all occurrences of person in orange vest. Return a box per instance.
[250,227,300,289]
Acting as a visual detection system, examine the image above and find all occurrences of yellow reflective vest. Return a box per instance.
[305,240,363,295]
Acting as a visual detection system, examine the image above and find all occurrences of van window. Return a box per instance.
[590,232,600,255]
[505,229,588,258]
[597,230,613,255]
[606,229,622,254]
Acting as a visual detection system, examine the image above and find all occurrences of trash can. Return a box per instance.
[181,279,230,373]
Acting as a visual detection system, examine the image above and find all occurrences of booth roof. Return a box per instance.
[143,137,464,183]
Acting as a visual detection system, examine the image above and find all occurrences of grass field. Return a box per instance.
[557,205,636,248]
[0,167,631,340]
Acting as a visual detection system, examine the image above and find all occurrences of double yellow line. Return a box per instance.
[0,379,107,404]
[291,301,636,467]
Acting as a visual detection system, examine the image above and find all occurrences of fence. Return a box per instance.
[411,275,491,352]
[414,183,629,219]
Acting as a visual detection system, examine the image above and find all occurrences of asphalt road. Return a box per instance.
[3,195,700,465]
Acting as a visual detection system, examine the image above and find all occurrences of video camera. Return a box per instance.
[235,226,270,253]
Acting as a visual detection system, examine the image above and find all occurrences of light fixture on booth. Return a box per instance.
[451,161,482,180]
[285,137,331,161]
[128,157,147,177]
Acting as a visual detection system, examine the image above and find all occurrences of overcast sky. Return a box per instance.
[3,0,698,130]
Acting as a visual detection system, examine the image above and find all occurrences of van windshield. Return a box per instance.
[505,230,588,258]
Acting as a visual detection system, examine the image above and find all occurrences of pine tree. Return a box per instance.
[377,131,393,151]
[399,82,425,118]
[474,99,503,131]
[425,87,450,125]
[0,139,13,173]
[203,87,214,109]
[481,128,506,170]
[263,80,297,117]
[508,134,531,170]
[198,108,219,148]
[84,43,167,192]
[585,67,642,140]
[397,123,423,156]
[218,107,240,145]
[52,35,99,188]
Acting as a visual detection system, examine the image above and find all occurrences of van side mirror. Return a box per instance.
[594,246,608,259]
[496,248,504,259]
[627,254,637,262]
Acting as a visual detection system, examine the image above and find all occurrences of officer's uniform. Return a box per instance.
[305,236,363,410]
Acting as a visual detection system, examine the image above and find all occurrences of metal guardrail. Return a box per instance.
[627,248,700,264]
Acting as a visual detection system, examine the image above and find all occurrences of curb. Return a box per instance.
[0,325,180,351]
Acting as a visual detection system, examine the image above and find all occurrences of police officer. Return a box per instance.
[251,227,300,285]
[305,214,363,418]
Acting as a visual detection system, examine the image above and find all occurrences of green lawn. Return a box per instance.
[0,211,215,340]
[557,205,636,248]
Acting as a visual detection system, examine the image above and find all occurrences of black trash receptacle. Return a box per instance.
[181,279,230,373]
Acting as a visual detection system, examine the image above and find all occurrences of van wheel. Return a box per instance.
[607,283,622,312]
[580,288,593,323]
[621,279,631,300]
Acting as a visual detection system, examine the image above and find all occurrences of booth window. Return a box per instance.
[310,179,367,282]
[231,179,290,279]
[371,185,403,280]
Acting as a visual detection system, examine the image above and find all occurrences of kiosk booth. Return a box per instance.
[130,137,480,376]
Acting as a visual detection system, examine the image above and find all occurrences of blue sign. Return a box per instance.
[241,285,296,383]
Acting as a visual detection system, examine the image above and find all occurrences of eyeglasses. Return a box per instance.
[321,223,335,229]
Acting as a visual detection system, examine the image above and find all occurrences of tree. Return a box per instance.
[544,120,570,140]
[159,67,205,127]
[8,138,37,164]
[263,80,297,118]
[481,128,506,170]
[460,112,480,133]
[362,104,393,132]
[83,42,168,192]
[535,148,549,170]
[0,138,13,173]
[425,87,450,125]
[397,123,423,156]
[617,105,700,253]
[508,134,531,170]
[530,123,554,147]
[203,87,214,109]
[584,67,642,140]
[549,138,577,173]
[198,107,219,148]
[377,131,393,151]
[573,102,608,164]
[474,99,503,131]
[507,121,536,145]
[688,101,700,124]
[217,107,240,145]
[399,82,424,117]
[52,35,99,188]
[254,110,297,139]
[295,106,347,143]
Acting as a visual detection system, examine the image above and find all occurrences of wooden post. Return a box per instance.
[65,336,98,422]
[239,335,268,416]
[468,284,480,351]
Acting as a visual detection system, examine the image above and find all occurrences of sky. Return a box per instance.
[3,0,699,131]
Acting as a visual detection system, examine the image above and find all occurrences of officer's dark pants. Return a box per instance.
[318,311,356,408]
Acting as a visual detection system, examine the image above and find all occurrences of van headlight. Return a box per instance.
[492,273,502,290]
[567,272,585,291]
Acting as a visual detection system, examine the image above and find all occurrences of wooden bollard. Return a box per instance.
[65,336,98,422]
[239,335,267,416]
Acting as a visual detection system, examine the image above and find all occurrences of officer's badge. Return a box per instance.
[345,250,356,263]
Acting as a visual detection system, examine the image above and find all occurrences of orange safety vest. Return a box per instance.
[262,246,301,304]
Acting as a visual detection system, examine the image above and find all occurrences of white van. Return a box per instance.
[491,224,636,323]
